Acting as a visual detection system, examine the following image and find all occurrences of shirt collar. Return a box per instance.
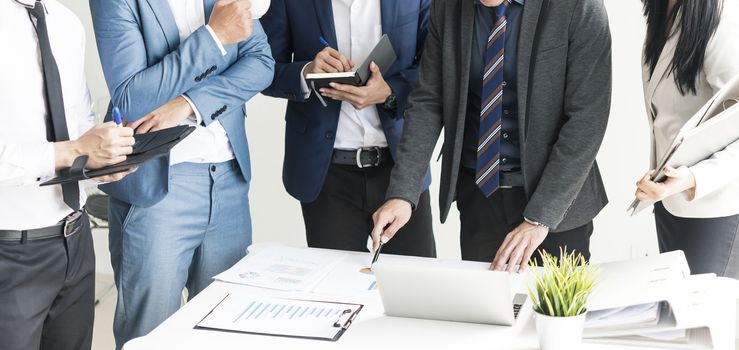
[474,0,525,6]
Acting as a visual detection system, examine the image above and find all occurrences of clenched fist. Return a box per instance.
[209,0,253,45]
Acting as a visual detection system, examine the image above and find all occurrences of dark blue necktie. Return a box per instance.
[476,1,508,197]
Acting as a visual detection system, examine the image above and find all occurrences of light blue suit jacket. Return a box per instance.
[90,0,274,207]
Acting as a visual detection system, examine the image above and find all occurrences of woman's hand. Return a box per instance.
[635,166,697,202]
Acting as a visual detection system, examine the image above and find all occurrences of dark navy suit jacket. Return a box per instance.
[261,0,432,203]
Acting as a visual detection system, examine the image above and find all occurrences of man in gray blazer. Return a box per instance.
[371,0,611,271]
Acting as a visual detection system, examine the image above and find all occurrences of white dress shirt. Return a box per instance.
[166,0,235,165]
[300,0,388,149]
[0,0,90,230]
[642,0,739,218]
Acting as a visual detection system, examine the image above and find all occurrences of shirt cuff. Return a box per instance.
[181,95,203,125]
[0,142,55,186]
[205,25,228,56]
[299,63,313,99]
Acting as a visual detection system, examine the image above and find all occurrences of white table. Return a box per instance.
[124,247,739,350]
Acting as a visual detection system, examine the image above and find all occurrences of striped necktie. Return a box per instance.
[476,1,508,197]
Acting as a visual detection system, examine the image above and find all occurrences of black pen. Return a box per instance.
[370,242,384,269]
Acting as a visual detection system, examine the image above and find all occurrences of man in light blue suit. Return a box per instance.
[89,0,274,347]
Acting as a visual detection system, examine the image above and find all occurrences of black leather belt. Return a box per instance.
[332,147,391,168]
[0,210,86,243]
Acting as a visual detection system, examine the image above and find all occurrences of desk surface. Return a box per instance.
[125,246,739,350]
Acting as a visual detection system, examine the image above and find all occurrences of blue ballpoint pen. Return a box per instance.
[319,36,331,48]
[112,107,123,127]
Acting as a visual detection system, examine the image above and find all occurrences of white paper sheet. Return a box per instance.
[197,293,361,340]
[214,245,347,292]
[585,302,661,329]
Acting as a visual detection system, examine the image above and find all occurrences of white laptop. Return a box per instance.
[373,259,528,326]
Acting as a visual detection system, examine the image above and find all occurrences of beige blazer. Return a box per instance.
[642,0,739,218]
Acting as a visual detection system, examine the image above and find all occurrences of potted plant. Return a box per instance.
[528,248,599,350]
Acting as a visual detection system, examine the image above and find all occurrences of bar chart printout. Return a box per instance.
[196,294,363,341]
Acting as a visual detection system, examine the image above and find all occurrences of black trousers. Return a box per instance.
[0,213,95,350]
[655,202,739,278]
[456,167,592,263]
[302,162,436,258]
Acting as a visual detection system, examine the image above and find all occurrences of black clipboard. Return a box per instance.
[194,294,363,342]
[41,125,195,186]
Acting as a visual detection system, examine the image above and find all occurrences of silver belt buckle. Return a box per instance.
[356,147,381,168]
[63,210,83,238]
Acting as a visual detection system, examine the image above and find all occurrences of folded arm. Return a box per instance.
[90,0,228,121]
[184,21,275,125]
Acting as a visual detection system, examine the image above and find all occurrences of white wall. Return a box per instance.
[62,0,656,264]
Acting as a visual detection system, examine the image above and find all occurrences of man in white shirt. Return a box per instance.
[0,0,135,348]
[261,0,436,256]
[90,0,274,347]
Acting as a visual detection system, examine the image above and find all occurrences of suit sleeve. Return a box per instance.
[687,5,739,201]
[522,0,612,229]
[183,21,275,124]
[382,0,432,119]
[89,0,228,122]
[385,0,444,207]
[260,0,313,102]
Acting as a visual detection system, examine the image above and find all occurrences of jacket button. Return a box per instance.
[325,131,334,139]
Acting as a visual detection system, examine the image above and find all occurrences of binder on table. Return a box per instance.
[41,125,194,186]
[629,75,739,215]
[195,293,363,342]
[306,34,397,107]
[583,251,722,349]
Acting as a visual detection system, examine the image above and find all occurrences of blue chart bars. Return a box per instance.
[234,301,344,322]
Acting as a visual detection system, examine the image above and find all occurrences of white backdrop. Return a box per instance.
[62,0,656,264]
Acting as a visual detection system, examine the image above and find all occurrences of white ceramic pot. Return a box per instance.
[534,311,586,350]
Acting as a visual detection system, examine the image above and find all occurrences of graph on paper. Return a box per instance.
[197,293,363,340]
[233,300,347,322]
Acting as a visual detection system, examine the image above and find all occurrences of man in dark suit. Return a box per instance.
[372,0,612,271]
[261,0,436,257]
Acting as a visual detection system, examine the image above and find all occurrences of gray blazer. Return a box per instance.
[386,0,612,232]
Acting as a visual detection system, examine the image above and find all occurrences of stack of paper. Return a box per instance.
[585,302,662,330]
[213,245,348,292]
[582,252,720,349]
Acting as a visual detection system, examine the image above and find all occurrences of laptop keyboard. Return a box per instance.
[512,293,528,319]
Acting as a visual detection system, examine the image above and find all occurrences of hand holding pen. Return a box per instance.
[304,36,354,76]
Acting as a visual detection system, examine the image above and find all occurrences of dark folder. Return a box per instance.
[306,34,397,106]
[41,125,195,186]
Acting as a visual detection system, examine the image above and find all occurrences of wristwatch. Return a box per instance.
[524,217,549,230]
[383,93,397,110]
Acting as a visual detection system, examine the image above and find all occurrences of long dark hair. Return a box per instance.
[642,0,723,95]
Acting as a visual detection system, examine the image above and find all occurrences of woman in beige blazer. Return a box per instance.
[636,0,739,278]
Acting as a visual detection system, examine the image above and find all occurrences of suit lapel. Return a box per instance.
[314,0,337,47]
[645,31,679,109]
[203,0,216,23]
[456,0,475,134]
[516,0,543,142]
[380,0,397,34]
[145,0,180,51]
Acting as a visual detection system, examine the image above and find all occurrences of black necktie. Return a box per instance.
[28,1,80,211]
